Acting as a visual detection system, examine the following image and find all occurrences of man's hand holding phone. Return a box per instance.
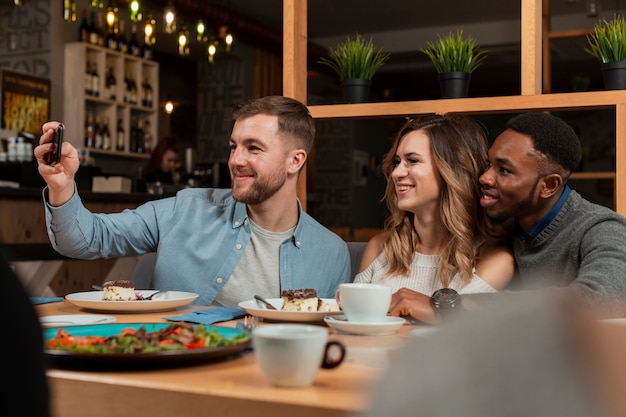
[35,121,80,206]
[44,124,64,166]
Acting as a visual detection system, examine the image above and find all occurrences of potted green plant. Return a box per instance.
[585,14,626,90]
[318,33,390,103]
[420,30,487,98]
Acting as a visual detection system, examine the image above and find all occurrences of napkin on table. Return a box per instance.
[31,297,64,305]
[164,307,247,325]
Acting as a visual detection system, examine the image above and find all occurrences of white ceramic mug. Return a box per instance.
[253,324,345,387]
[339,283,392,322]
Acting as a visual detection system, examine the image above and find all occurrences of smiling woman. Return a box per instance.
[353,114,514,323]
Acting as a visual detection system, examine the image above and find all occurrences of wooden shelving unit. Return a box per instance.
[282,0,625,216]
[63,42,159,158]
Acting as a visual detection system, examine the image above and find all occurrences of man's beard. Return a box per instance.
[486,177,539,225]
[231,166,287,205]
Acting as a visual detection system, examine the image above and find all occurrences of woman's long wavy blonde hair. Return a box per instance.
[381,114,503,287]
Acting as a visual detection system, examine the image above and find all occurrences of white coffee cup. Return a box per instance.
[253,324,345,387]
[339,283,392,322]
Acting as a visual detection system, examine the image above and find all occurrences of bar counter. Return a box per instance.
[37,301,413,417]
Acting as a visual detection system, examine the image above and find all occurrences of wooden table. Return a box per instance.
[37,301,416,417]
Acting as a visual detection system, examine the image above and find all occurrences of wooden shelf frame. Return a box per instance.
[282,0,626,215]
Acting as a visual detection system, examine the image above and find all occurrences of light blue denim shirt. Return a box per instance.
[44,186,351,305]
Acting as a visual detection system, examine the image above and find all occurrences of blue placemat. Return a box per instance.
[31,297,64,305]
[164,307,247,325]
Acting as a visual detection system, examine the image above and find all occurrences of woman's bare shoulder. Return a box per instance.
[358,232,390,272]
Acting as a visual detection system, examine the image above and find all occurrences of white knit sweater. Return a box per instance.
[354,252,497,296]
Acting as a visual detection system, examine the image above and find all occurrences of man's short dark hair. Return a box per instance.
[232,95,315,153]
[507,112,582,174]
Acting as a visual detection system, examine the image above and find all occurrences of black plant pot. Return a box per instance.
[439,72,471,98]
[341,78,371,103]
[601,61,626,90]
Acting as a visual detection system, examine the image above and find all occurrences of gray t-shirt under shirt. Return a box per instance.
[214,218,295,307]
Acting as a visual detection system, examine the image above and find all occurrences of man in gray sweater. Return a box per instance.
[479,112,626,314]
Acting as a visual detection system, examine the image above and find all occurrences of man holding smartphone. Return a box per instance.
[34,96,351,307]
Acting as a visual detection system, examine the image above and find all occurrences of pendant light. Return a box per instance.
[129,0,141,23]
[144,12,156,46]
[163,1,176,34]
[178,26,190,56]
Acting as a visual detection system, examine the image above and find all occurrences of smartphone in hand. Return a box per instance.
[44,124,64,166]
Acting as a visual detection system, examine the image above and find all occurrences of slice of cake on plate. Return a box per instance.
[102,280,137,301]
[281,288,318,311]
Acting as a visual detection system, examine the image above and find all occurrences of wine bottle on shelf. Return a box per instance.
[102,72,110,100]
[79,8,89,42]
[106,67,116,101]
[123,73,129,103]
[84,62,93,96]
[129,24,140,57]
[116,118,125,151]
[143,119,152,153]
[117,20,128,54]
[129,117,138,153]
[129,76,137,105]
[101,116,111,150]
[146,78,153,107]
[136,119,144,154]
[85,112,95,148]
[88,11,98,45]
[141,41,153,60]
[94,115,103,149]
[106,26,118,51]
[96,12,105,46]
[141,78,151,107]
[91,64,100,97]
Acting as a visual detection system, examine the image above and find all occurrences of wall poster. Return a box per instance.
[0,68,50,135]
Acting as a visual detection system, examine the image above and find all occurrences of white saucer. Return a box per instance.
[323,315,405,336]
[39,314,116,327]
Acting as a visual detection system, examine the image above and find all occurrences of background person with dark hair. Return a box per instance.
[141,136,180,185]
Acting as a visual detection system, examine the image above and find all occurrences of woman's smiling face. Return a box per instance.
[391,130,442,215]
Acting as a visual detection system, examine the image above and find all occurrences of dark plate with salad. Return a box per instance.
[43,322,252,369]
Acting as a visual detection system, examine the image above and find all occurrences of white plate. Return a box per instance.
[323,315,405,336]
[238,298,343,322]
[65,291,199,313]
[40,314,116,327]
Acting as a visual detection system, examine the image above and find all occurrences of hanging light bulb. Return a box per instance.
[178,26,190,56]
[105,2,117,31]
[225,32,233,52]
[163,1,176,34]
[164,97,174,114]
[13,0,24,6]
[63,0,77,22]
[144,13,156,45]
[208,40,217,64]
[129,0,141,23]
[196,19,206,42]
[89,0,103,8]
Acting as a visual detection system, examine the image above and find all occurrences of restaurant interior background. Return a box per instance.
[0,0,619,234]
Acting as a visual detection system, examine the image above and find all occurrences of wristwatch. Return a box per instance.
[430,288,461,317]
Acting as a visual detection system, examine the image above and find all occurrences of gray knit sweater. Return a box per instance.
[512,190,626,311]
